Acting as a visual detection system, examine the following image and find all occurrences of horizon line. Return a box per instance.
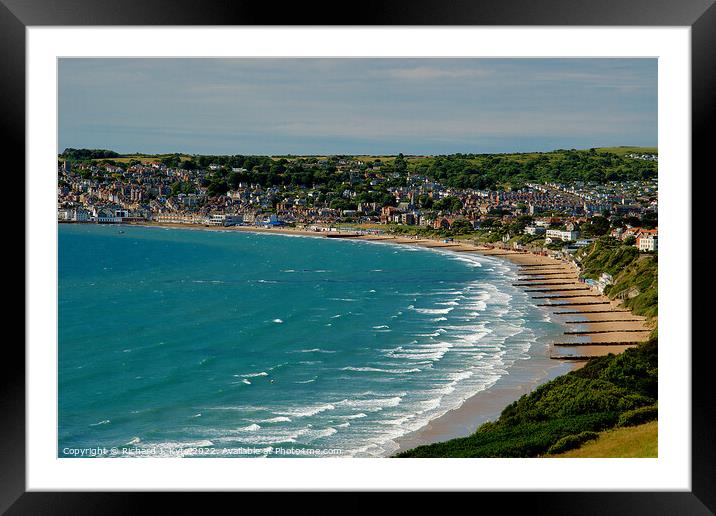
[58,144,658,158]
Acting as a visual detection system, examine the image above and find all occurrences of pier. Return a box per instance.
[325,233,361,239]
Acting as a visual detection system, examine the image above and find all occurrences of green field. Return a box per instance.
[549,421,657,458]
[74,147,656,164]
[87,154,195,164]
[594,146,658,156]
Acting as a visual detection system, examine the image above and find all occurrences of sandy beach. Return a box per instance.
[346,234,653,453]
[135,222,654,452]
[354,232,653,355]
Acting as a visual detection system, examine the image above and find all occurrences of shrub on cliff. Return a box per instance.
[617,404,658,428]
[547,431,600,454]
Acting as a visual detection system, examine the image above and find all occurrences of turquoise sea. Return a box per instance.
[58,224,567,457]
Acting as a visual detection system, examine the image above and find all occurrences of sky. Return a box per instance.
[58,58,657,156]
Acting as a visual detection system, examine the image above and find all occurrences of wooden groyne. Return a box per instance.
[536,301,610,307]
[552,341,642,347]
[563,319,645,324]
[553,309,630,315]
[516,277,578,283]
[532,294,601,299]
[519,271,577,276]
[519,264,567,268]
[517,269,575,276]
[517,274,578,279]
[513,281,578,287]
[563,329,651,335]
[524,287,590,293]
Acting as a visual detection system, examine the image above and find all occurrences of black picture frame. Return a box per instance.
[5,0,712,511]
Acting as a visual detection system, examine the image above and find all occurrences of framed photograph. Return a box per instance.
[8,0,711,509]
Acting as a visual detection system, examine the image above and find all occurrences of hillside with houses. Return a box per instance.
[57,147,657,260]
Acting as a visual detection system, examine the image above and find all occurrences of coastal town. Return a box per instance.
[57,149,658,258]
[53,57,664,464]
[57,148,660,457]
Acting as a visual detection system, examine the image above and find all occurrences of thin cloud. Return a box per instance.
[58,58,657,155]
[381,66,494,81]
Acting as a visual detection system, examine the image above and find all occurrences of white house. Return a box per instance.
[638,234,658,252]
[596,272,614,293]
[208,213,243,226]
[524,225,546,236]
[96,208,121,223]
[57,208,72,221]
[545,229,579,242]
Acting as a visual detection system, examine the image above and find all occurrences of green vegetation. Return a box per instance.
[549,421,658,458]
[579,216,611,238]
[547,431,599,454]
[396,338,658,458]
[384,221,475,239]
[617,404,658,427]
[409,148,657,190]
[431,196,463,212]
[60,148,657,194]
[60,148,120,160]
[609,255,658,319]
[576,237,639,278]
[594,146,658,157]
[382,214,537,242]
[170,181,195,196]
[575,237,658,319]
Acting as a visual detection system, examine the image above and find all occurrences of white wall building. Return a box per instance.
[58,207,97,222]
[545,229,579,242]
[524,226,546,236]
[208,213,243,226]
[96,209,121,223]
[638,234,658,252]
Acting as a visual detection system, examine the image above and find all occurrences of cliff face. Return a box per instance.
[575,237,658,320]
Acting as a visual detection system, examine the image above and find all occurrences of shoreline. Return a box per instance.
[119,221,653,454]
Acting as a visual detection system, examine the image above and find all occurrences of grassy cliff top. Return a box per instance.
[548,420,657,458]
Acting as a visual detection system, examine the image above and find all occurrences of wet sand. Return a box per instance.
[392,352,573,454]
